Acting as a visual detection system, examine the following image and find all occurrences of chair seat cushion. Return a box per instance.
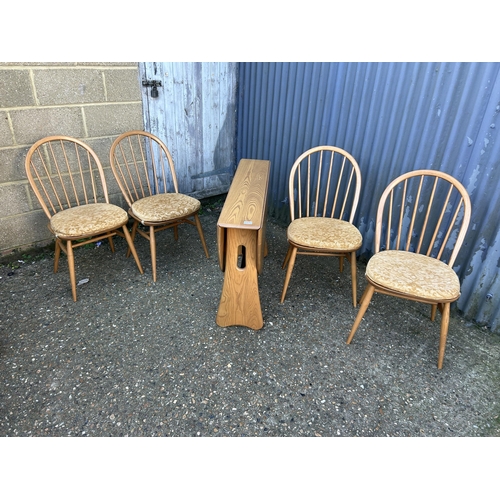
[50,203,128,238]
[131,193,201,223]
[287,217,362,251]
[366,250,460,301]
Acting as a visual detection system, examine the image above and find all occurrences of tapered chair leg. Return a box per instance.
[282,244,293,269]
[126,220,139,259]
[194,213,210,258]
[54,239,62,273]
[108,235,115,253]
[431,304,438,322]
[280,246,298,303]
[149,225,157,282]
[122,224,143,275]
[66,240,77,302]
[346,283,375,344]
[350,251,357,307]
[437,302,451,369]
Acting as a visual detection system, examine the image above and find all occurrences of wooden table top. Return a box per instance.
[217,159,270,230]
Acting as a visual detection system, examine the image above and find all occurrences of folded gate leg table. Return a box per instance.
[216,159,270,330]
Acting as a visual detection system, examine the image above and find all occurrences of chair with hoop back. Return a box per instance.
[25,135,144,301]
[346,169,471,369]
[280,146,362,306]
[109,131,209,282]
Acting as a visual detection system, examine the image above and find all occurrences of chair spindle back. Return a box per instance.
[110,131,179,208]
[289,146,361,223]
[375,169,471,267]
[25,136,109,219]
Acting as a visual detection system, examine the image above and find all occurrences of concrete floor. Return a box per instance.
[1,200,499,437]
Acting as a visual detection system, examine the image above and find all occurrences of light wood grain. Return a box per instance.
[218,159,270,230]
[216,159,270,329]
[216,228,263,329]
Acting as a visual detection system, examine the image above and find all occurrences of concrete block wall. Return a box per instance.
[0,62,144,256]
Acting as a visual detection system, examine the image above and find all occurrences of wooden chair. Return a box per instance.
[346,169,472,369]
[109,131,209,282]
[25,136,144,301]
[281,146,362,306]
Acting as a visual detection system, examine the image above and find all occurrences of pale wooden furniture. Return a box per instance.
[216,159,270,330]
[281,146,362,306]
[346,169,472,369]
[110,131,209,282]
[25,136,144,301]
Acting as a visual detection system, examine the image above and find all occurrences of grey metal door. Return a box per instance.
[139,62,238,199]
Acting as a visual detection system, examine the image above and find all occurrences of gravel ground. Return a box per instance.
[1,197,499,438]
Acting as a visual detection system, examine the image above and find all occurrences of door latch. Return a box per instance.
[142,79,162,98]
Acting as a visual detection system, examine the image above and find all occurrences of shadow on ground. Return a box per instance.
[1,198,499,437]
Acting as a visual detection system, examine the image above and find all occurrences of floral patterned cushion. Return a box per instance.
[131,193,200,223]
[287,217,362,251]
[50,203,128,238]
[366,250,460,301]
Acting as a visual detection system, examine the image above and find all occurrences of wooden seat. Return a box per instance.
[346,169,472,369]
[25,136,144,301]
[109,131,209,282]
[281,146,362,306]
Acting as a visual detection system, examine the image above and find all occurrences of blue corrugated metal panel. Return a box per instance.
[237,62,500,332]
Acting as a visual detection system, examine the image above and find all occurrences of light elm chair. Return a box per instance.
[110,131,209,282]
[25,136,144,301]
[281,146,362,306]
[346,169,472,369]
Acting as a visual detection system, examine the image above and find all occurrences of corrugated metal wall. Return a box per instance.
[237,62,500,332]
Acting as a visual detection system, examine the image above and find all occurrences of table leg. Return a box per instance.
[216,227,263,329]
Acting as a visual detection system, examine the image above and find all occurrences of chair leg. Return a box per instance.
[122,224,144,275]
[108,234,115,253]
[350,251,357,307]
[339,255,344,273]
[280,246,298,303]
[358,285,369,305]
[194,213,210,258]
[66,240,77,302]
[437,302,451,369]
[174,226,179,241]
[431,304,438,321]
[149,225,157,282]
[54,239,62,273]
[126,220,139,258]
[282,244,293,269]
[346,283,375,344]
